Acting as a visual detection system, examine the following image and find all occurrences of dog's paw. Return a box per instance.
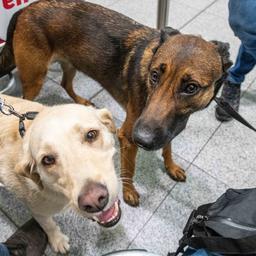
[123,185,140,207]
[166,164,186,182]
[48,227,70,254]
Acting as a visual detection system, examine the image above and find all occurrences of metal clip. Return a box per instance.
[0,98,14,116]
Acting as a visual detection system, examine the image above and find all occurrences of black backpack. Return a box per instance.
[173,188,256,256]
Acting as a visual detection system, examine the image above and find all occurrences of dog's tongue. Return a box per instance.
[97,200,119,224]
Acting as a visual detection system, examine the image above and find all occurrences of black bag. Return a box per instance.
[175,188,256,256]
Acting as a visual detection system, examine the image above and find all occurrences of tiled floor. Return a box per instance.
[1,0,256,255]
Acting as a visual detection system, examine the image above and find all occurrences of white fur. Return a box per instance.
[0,94,119,253]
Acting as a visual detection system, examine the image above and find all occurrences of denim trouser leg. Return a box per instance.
[0,244,10,256]
[227,44,256,85]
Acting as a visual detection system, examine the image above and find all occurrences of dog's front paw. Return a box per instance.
[123,185,140,207]
[48,227,70,254]
[166,163,186,182]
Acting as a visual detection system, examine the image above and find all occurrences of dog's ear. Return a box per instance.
[211,40,233,72]
[97,108,116,133]
[160,26,180,43]
[15,139,43,190]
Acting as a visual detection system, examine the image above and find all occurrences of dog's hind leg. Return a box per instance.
[162,144,186,181]
[33,214,70,254]
[118,101,140,207]
[60,62,93,106]
[14,43,50,100]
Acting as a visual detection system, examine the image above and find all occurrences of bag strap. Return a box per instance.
[181,233,256,255]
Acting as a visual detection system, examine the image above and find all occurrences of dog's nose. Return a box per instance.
[132,122,165,151]
[78,182,109,213]
[133,126,155,150]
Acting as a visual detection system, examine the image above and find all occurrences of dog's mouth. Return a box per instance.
[92,199,121,228]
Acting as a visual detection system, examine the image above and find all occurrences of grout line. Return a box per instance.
[126,182,178,249]
[178,0,219,30]
[190,121,222,165]
[127,151,195,248]
[89,88,104,100]
[0,208,18,229]
[190,73,256,166]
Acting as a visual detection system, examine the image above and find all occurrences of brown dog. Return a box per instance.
[0,0,232,207]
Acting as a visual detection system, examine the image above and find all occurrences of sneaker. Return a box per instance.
[215,81,241,122]
[3,218,48,256]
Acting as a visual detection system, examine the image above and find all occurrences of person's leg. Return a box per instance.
[228,44,256,85]
[215,44,256,121]
[0,244,10,256]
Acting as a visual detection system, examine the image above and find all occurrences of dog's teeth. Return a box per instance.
[92,216,99,222]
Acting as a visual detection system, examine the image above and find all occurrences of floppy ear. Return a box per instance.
[97,108,116,133]
[211,40,233,72]
[160,26,180,43]
[15,141,43,190]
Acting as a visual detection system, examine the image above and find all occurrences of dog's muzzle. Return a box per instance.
[132,115,189,151]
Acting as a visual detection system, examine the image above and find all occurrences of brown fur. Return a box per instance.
[0,0,232,207]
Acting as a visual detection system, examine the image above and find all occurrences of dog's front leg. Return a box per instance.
[162,144,186,181]
[118,130,139,207]
[33,213,70,254]
[118,101,141,207]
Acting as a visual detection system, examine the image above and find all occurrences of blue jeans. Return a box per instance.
[0,244,9,256]
[227,0,256,84]
[184,248,222,256]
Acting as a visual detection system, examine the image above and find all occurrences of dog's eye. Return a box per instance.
[182,83,199,95]
[150,70,160,86]
[42,155,55,166]
[85,130,98,142]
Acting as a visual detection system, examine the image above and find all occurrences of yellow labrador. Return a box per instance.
[0,94,121,253]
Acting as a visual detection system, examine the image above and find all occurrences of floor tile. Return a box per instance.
[0,211,16,242]
[88,0,120,7]
[129,164,228,255]
[176,0,216,11]
[47,66,102,102]
[206,0,229,19]
[0,187,31,227]
[129,198,192,255]
[91,90,126,122]
[35,79,73,106]
[193,83,256,188]
[167,1,201,29]
[170,164,228,209]
[110,0,158,28]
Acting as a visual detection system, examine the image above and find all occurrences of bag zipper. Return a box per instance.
[197,215,256,232]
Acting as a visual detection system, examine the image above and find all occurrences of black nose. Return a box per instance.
[133,126,155,150]
[78,182,109,213]
[132,122,167,151]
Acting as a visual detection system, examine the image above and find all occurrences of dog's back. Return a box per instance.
[1,0,155,86]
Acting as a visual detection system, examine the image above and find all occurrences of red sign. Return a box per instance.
[2,0,29,9]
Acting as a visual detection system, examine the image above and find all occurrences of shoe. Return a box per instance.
[3,218,48,256]
[215,81,241,122]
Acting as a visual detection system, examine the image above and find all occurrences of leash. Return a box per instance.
[210,73,256,133]
[214,97,256,132]
[0,97,38,137]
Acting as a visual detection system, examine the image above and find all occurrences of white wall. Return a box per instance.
[0,0,38,40]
